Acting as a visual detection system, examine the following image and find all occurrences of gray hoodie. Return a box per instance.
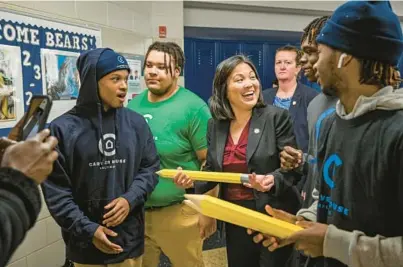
[297,86,403,267]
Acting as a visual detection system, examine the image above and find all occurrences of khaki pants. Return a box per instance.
[143,203,204,267]
[74,257,142,267]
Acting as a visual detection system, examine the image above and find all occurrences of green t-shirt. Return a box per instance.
[127,87,211,207]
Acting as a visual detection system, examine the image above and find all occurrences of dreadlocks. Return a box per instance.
[144,41,185,77]
[301,16,329,45]
[359,59,402,89]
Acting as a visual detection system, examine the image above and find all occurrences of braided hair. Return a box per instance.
[301,16,329,45]
[359,59,401,88]
[144,41,185,76]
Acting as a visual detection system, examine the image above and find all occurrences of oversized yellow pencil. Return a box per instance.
[156,169,249,184]
[184,194,303,239]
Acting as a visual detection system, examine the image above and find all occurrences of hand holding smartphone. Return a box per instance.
[10,95,52,141]
[0,95,52,163]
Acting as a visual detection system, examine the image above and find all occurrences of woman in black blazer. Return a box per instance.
[195,55,301,267]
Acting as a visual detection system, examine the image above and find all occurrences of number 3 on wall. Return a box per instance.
[33,65,41,80]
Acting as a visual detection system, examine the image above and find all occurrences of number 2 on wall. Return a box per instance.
[25,91,33,106]
[22,50,31,66]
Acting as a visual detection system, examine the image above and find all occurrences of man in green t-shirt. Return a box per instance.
[127,41,216,267]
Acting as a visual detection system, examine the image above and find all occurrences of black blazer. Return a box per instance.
[263,83,318,153]
[195,105,302,214]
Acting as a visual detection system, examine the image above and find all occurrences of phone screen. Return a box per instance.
[21,97,51,140]
[22,109,43,140]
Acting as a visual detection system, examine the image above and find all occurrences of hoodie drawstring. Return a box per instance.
[97,102,106,161]
[115,110,120,151]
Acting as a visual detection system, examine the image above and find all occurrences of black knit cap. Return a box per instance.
[317,1,403,65]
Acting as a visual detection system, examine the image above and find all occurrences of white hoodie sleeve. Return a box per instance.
[296,188,319,222]
[324,225,403,267]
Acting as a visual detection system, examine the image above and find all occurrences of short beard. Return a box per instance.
[148,87,168,96]
[148,81,175,96]
[323,87,338,96]
[321,52,342,97]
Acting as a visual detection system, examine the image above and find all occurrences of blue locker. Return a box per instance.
[184,36,304,103]
[241,42,265,87]
[220,41,241,60]
[184,39,217,102]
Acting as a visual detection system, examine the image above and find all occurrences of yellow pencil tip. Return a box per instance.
[156,170,161,175]
[184,194,204,201]
[183,199,201,212]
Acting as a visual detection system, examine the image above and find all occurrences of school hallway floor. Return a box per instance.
[158,247,227,267]
[158,232,228,267]
[202,247,228,267]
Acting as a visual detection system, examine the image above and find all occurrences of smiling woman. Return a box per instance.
[196,54,301,267]
[209,55,265,121]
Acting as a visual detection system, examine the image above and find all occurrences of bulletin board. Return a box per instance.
[0,10,101,136]
[121,53,144,103]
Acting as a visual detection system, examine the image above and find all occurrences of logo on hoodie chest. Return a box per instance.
[98,133,116,156]
[88,133,127,170]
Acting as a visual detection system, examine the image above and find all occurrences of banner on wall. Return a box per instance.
[0,10,101,130]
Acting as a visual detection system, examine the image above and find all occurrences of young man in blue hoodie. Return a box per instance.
[252,1,403,267]
[41,48,160,267]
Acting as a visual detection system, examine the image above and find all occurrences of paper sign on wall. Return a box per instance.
[121,53,144,103]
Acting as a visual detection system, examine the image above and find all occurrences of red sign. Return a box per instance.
[159,26,167,38]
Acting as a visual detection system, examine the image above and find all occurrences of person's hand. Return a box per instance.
[198,214,216,239]
[247,205,304,251]
[103,197,130,227]
[277,221,328,257]
[243,173,275,192]
[173,166,194,189]
[92,226,123,254]
[1,129,58,184]
[0,137,16,162]
[280,146,303,170]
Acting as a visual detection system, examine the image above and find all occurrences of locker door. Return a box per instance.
[241,43,266,88]
[220,42,241,61]
[192,40,216,102]
[184,38,194,90]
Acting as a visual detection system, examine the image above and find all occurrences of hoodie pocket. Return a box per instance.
[81,198,144,249]
[84,198,114,224]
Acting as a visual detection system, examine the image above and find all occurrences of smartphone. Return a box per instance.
[19,95,52,141]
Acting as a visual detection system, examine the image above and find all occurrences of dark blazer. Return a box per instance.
[263,83,318,153]
[195,105,302,214]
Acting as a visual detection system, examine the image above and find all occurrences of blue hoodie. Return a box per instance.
[41,48,160,264]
